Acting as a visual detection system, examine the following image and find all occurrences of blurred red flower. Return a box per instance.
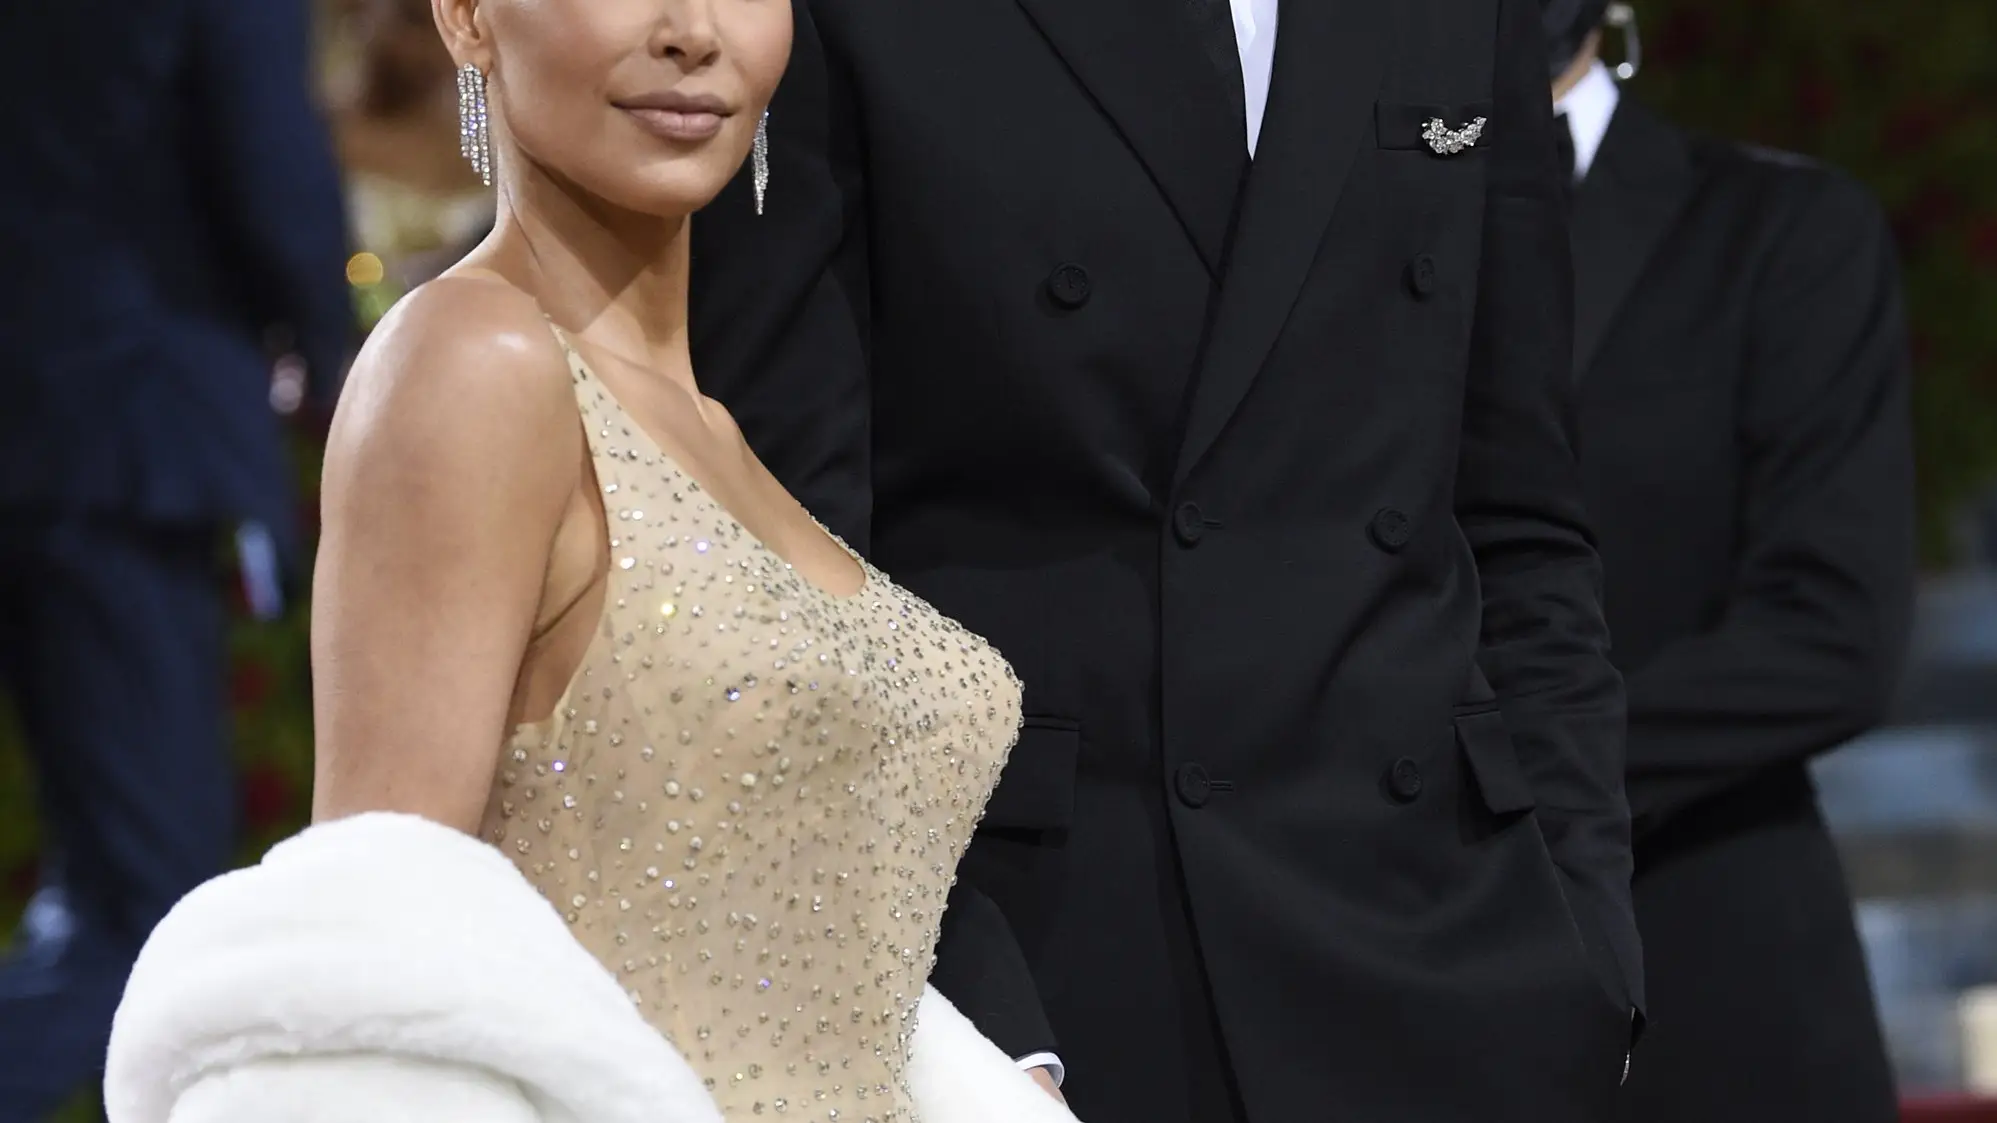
[239,763,297,835]
[1795,75,1836,128]
[1890,186,1962,252]
[1910,332,1937,370]
[231,660,275,711]
[1968,217,1997,269]
[1852,36,1890,77]
[1884,101,1963,158]
[6,860,36,902]
[1649,9,1712,67]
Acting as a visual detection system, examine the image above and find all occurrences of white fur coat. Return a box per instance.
[104,812,1082,1123]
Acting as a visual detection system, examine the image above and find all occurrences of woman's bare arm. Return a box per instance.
[310,277,582,832]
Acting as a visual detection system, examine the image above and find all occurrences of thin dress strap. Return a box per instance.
[542,318,623,471]
[542,316,578,360]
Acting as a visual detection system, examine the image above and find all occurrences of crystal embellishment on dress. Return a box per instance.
[1422,115,1488,156]
[479,333,1021,1123]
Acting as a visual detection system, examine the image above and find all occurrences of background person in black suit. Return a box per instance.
[0,1,350,1115]
[1544,4,1912,1120]
[690,1,1640,1121]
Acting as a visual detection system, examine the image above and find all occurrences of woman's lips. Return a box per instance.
[621,106,727,142]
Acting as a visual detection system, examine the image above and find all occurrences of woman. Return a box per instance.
[102,2,1076,1121]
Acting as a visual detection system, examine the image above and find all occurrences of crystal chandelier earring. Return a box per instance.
[752,109,770,215]
[457,63,492,186]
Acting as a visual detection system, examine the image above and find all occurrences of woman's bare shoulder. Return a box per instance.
[325,273,581,496]
[309,274,592,832]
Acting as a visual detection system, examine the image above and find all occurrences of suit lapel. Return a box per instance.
[1570,99,1700,377]
[1173,0,1387,485]
[1013,0,1247,275]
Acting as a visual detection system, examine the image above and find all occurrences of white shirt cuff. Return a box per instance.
[1014,1051,1066,1088]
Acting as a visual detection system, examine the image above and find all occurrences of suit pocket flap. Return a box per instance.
[981,720,1080,831]
[1454,709,1535,814]
[1375,100,1496,151]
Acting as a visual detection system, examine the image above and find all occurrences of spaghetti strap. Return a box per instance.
[542,315,577,358]
[539,317,620,474]
[538,316,604,414]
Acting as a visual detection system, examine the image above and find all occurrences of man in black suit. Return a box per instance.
[1545,5,1911,1120]
[691,1,1640,1120]
[0,1,350,1115]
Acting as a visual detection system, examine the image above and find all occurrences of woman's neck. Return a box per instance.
[488,169,698,394]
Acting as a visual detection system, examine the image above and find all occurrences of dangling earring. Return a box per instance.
[1604,3,1642,81]
[458,63,492,187]
[752,110,771,216]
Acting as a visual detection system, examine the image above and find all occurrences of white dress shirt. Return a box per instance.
[1014,1051,1067,1087]
[1232,0,1280,155]
[1554,59,1619,180]
[1013,0,1279,1089]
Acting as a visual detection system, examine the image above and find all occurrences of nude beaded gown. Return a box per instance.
[479,330,1024,1123]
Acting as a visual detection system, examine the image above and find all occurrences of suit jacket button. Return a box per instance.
[1384,758,1424,803]
[1407,254,1438,298]
[1173,501,1209,546]
[1046,263,1092,309]
[1368,507,1412,552]
[1174,763,1214,808]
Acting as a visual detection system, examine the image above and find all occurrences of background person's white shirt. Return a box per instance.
[1013,0,1278,1088]
[1556,59,1619,179]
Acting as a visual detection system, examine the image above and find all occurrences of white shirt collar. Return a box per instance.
[1554,60,1619,180]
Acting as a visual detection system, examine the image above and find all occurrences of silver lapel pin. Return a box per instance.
[1422,116,1488,156]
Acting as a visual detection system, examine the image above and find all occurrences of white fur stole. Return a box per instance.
[103,812,1079,1123]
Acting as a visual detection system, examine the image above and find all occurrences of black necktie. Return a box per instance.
[1186,0,1246,121]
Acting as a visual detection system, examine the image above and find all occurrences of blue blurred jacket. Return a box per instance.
[0,0,352,560]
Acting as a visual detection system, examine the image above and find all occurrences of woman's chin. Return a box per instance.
[601,158,742,218]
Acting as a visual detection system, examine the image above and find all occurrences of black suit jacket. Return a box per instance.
[692,2,1638,1120]
[0,0,350,553]
[1571,98,1909,1121]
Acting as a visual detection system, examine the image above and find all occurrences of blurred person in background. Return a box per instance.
[322,0,492,287]
[0,0,351,1116]
[1542,2,1913,1120]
